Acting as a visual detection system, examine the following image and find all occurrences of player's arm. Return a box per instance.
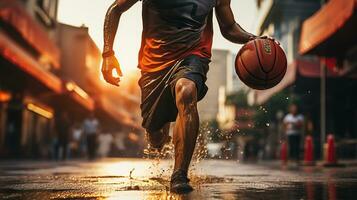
[102,0,138,86]
[215,0,257,44]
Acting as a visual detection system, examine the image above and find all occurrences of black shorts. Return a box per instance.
[139,55,210,132]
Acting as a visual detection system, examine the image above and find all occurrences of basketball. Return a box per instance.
[235,38,287,90]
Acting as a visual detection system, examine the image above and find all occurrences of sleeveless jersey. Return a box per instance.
[138,0,216,72]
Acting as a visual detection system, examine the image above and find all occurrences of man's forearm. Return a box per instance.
[103,3,122,54]
[215,0,257,44]
[221,23,256,44]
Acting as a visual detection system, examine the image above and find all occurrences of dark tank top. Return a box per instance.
[139,0,216,72]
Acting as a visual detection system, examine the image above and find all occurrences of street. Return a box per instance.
[0,0,356,199]
[0,159,356,200]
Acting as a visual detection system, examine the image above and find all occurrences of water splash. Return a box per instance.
[129,168,135,179]
[143,140,174,180]
[141,121,239,190]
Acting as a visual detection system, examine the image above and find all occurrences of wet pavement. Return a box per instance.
[0,158,356,200]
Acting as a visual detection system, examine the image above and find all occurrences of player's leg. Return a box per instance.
[171,78,199,193]
[146,122,171,150]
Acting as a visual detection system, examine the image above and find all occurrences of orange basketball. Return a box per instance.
[235,38,287,90]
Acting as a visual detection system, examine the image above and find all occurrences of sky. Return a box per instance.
[58,0,258,73]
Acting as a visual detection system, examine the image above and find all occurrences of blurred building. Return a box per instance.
[0,0,60,158]
[299,0,357,158]
[56,23,142,133]
[249,0,321,106]
[250,0,357,159]
[198,49,237,125]
[0,0,143,158]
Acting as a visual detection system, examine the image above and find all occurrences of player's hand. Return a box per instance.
[249,35,280,45]
[101,55,123,86]
[258,35,280,45]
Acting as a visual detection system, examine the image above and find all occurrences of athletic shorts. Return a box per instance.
[139,55,210,132]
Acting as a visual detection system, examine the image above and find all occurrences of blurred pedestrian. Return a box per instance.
[69,123,83,158]
[83,113,99,160]
[283,104,304,163]
[113,132,126,156]
[55,112,71,160]
[97,132,113,158]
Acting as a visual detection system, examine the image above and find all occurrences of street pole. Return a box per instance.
[320,0,326,160]
[320,58,326,159]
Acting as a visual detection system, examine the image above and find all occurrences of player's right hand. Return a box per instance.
[101,55,123,86]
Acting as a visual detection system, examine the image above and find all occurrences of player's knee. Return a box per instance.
[175,79,197,109]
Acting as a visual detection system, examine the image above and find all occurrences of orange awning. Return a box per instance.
[0,31,62,93]
[299,0,357,56]
[297,59,341,78]
[63,82,95,111]
[0,0,60,68]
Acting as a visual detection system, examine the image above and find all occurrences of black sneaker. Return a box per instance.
[170,169,193,194]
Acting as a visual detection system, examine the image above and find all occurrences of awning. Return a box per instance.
[0,31,62,93]
[297,58,357,78]
[63,82,95,112]
[298,59,339,78]
[299,0,357,56]
[0,0,60,68]
[248,60,297,105]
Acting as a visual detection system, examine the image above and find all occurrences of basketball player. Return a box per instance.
[102,0,266,193]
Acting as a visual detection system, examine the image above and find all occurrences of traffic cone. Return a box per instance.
[303,135,315,166]
[323,134,345,167]
[281,141,287,165]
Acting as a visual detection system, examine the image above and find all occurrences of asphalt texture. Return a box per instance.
[0,158,356,200]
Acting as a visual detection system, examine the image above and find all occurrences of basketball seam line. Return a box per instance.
[237,60,267,88]
[267,40,277,74]
[270,68,286,80]
[240,56,267,82]
[257,40,285,80]
[240,50,286,82]
[253,40,268,76]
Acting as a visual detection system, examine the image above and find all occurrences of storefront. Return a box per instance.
[299,0,357,158]
[0,0,60,158]
[0,54,59,157]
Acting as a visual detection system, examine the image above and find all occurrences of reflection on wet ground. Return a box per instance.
[0,159,356,199]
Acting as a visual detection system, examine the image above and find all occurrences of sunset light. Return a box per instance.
[2,0,356,199]
[58,0,142,74]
